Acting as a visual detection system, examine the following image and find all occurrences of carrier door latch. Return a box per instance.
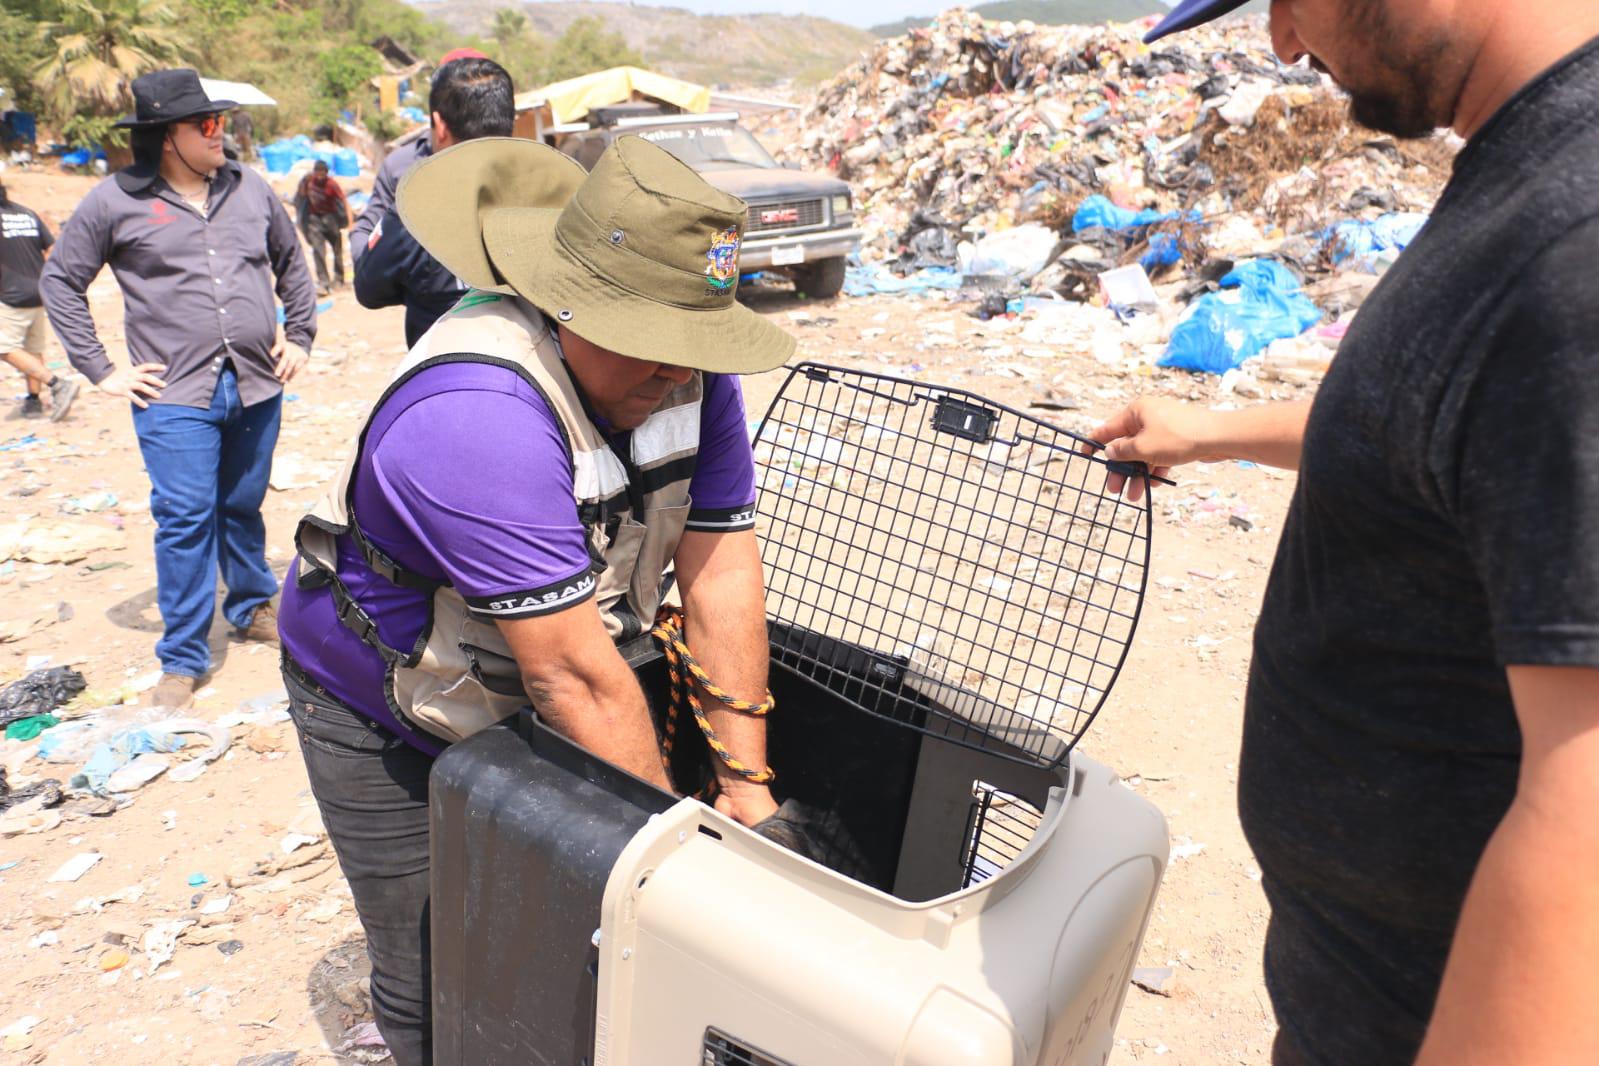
[930,396,998,444]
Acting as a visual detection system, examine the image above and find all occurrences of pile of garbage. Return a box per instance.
[781,9,1456,377]
[786,11,1451,274]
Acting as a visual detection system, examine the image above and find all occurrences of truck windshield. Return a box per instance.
[632,124,777,170]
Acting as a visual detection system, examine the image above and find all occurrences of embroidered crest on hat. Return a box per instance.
[705,225,741,293]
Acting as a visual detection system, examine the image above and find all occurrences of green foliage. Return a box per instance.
[0,4,56,113]
[33,0,190,119]
[491,7,526,45]
[318,43,381,108]
[365,106,404,142]
[542,16,641,83]
[59,109,124,148]
[187,0,255,26]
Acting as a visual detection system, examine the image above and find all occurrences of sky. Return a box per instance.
[485,0,1175,30]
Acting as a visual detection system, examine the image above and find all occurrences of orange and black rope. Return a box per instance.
[651,606,775,786]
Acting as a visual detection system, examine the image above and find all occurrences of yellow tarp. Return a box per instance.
[514,66,711,125]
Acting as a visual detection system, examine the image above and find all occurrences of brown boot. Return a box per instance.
[235,602,280,645]
[150,673,198,710]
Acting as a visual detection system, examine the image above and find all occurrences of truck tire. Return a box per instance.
[794,257,847,299]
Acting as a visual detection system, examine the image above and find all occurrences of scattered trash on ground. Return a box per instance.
[46,851,101,882]
[0,667,86,726]
[1132,966,1178,997]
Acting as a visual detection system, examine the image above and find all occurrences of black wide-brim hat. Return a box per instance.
[114,68,236,128]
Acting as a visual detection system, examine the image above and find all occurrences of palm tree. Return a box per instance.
[33,0,188,120]
[492,7,527,47]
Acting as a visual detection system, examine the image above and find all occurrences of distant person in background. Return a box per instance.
[0,179,78,420]
[354,55,514,344]
[231,109,253,161]
[347,47,489,267]
[40,68,316,711]
[296,159,349,296]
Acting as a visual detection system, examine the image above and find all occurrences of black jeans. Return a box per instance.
[284,660,434,1066]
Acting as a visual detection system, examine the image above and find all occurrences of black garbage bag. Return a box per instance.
[753,799,874,883]
[0,767,64,812]
[0,667,87,727]
[895,208,962,273]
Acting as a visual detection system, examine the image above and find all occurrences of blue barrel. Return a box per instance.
[333,148,360,176]
[260,142,294,174]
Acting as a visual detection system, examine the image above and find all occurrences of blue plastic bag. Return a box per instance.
[1159,259,1321,374]
[1322,212,1428,271]
[1071,195,1181,234]
[1140,231,1183,271]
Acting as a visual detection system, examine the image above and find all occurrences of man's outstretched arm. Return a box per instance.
[1088,397,1312,500]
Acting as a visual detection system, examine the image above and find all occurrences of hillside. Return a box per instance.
[412,0,874,85]
[870,0,1268,37]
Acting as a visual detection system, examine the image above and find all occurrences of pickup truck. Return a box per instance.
[552,110,861,299]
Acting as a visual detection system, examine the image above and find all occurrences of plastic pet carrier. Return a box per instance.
[431,363,1169,1065]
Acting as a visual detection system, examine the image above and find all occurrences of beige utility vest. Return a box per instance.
[294,293,700,744]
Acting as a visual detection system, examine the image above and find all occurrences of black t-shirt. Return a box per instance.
[0,202,54,308]
[1240,38,1599,1065]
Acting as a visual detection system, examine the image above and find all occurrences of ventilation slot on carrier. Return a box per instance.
[703,1028,794,1066]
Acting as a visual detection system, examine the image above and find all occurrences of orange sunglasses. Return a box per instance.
[182,113,226,138]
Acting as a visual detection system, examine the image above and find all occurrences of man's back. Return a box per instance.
[350,136,429,264]
[0,199,53,308]
[1242,37,1599,1065]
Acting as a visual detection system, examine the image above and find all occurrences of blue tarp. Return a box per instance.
[59,147,106,167]
[843,264,965,297]
[2,111,37,144]
[1322,212,1428,272]
[1159,259,1322,374]
[260,134,317,174]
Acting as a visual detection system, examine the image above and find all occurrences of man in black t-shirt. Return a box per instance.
[0,181,77,420]
[1094,1,1599,1063]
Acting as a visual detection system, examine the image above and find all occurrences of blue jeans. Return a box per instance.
[132,367,281,677]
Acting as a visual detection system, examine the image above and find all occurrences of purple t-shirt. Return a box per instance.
[280,362,756,753]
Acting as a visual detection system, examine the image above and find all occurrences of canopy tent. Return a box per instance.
[514,66,710,125]
[200,78,277,107]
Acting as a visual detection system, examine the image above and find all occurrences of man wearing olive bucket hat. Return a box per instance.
[276,134,795,1063]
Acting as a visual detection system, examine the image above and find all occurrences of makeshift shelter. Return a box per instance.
[513,66,711,142]
[199,79,277,107]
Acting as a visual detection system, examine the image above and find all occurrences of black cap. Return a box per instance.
[114,68,236,129]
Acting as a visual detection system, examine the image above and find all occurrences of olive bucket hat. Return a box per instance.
[397,134,796,374]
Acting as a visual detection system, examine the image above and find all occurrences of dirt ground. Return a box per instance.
[0,163,1303,1064]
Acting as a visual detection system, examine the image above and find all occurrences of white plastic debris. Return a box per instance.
[47,851,102,882]
[142,919,194,975]
[280,832,321,855]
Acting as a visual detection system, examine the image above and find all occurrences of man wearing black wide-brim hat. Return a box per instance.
[41,68,318,710]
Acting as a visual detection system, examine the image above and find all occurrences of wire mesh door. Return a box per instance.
[752,363,1153,769]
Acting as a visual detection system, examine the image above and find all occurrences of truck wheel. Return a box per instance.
[794,257,847,299]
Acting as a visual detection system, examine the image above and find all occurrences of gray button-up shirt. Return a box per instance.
[40,159,317,409]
